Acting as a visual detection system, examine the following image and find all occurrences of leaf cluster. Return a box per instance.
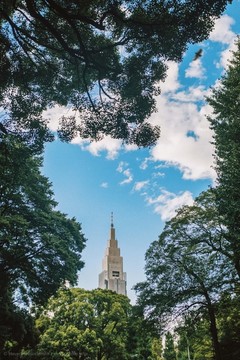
[207,37,240,277]
[0,133,86,357]
[35,288,132,359]
[0,0,231,146]
[0,135,86,307]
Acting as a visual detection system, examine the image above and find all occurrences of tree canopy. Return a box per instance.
[134,190,237,360]
[0,0,231,146]
[0,133,86,354]
[0,135,86,305]
[207,37,240,277]
[33,288,159,360]
[35,288,130,359]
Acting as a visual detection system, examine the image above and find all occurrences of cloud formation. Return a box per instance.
[209,14,238,69]
[185,58,205,79]
[133,180,149,192]
[43,105,75,132]
[149,61,216,181]
[84,137,122,160]
[209,14,236,44]
[117,162,133,185]
[146,189,194,221]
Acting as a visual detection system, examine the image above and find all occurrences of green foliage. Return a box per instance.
[134,190,237,360]
[176,314,213,360]
[135,189,240,359]
[30,288,161,359]
[163,333,176,360]
[207,37,240,278]
[0,134,86,354]
[34,288,135,359]
[135,191,231,316]
[175,292,240,360]
[0,298,39,355]
[0,0,231,146]
[126,305,158,359]
[151,338,163,360]
[0,135,86,305]
[217,292,240,359]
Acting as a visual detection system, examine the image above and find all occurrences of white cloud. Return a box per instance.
[140,157,150,170]
[149,90,216,181]
[217,41,238,69]
[133,180,149,192]
[146,190,194,221]
[117,162,133,185]
[173,85,206,102]
[100,182,108,188]
[120,169,133,185]
[84,137,122,160]
[154,61,215,181]
[124,143,138,152]
[209,15,235,45]
[43,105,76,131]
[153,172,165,178]
[185,59,205,79]
[209,14,238,69]
[150,62,216,182]
[117,161,128,173]
[160,61,181,94]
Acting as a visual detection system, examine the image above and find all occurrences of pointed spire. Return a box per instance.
[110,212,115,241]
[111,212,114,228]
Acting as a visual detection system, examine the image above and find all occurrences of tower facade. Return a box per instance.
[98,216,127,296]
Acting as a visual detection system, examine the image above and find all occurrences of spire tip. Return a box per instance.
[111,212,114,228]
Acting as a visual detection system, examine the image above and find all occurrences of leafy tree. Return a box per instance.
[0,0,231,146]
[163,333,177,360]
[159,190,237,283]
[151,338,163,360]
[0,304,39,357]
[216,292,240,359]
[134,193,236,360]
[207,38,240,278]
[33,288,160,360]
[126,305,159,359]
[175,293,240,360]
[176,314,213,360]
[0,134,86,353]
[35,288,130,360]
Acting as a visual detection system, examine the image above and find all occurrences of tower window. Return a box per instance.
[112,271,119,277]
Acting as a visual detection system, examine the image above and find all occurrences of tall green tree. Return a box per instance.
[176,313,213,360]
[33,288,160,360]
[151,338,163,360]
[35,288,131,360]
[126,305,159,359]
[163,333,177,360]
[175,293,240,360]
[134,192,236,360]
[159,190,237,283]
[207,37,240,278]
[0,134,86,353]
[0,0,231,146]
[216,292,240,359]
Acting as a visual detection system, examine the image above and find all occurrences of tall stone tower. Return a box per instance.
[98,214,127,296]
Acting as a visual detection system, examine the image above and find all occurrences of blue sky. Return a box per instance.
[43,1,240,303]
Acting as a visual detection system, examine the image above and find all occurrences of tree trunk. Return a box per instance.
[207,300,222,360]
